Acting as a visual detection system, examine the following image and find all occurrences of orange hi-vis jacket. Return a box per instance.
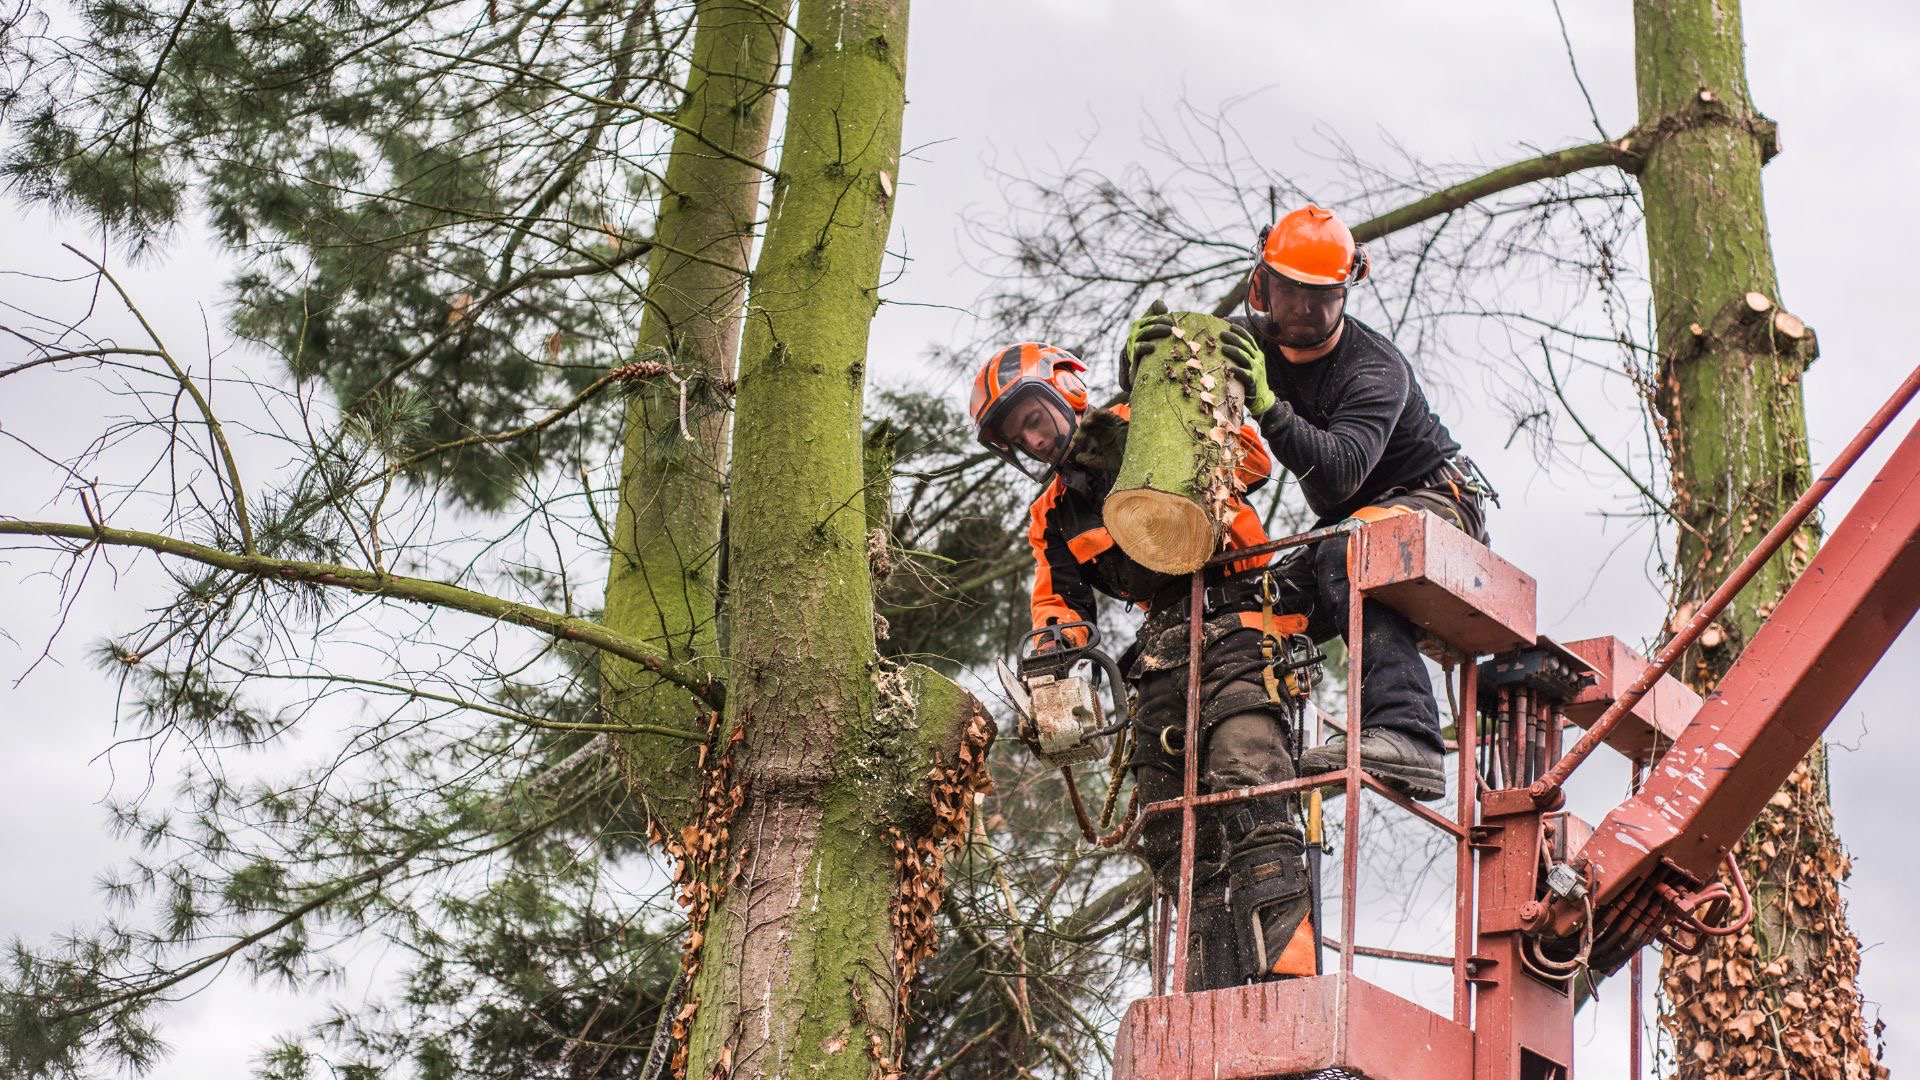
[1026,404,1277,633]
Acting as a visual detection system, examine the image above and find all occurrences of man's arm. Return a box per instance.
[1027,484,1097,641]
[1259,353,1408,508]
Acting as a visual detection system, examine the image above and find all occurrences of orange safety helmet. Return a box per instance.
[1257,204,1369,288]
[1248,204,1370,348]
[969,342,1089,477]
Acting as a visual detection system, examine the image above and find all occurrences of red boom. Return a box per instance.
[1565,417,1920,964]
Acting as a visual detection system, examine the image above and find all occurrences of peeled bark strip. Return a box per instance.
[1633,0,1882,1075]
[1104,311,1249,573]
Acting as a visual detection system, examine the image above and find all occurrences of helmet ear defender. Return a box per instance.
[1249,225,1274,313]
[1052,366,1088,413]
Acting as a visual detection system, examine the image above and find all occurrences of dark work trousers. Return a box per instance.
[1126,608,1313,987]
[1127,610,1295,880]
[1272,485,1489,753]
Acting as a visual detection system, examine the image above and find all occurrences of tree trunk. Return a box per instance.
[671,3,991,1077]
[1104,311,1250,573]
[602,0,788,829]
[1634,1,1877,1075]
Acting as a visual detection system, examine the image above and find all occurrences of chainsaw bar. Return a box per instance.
[995,657,1033,721]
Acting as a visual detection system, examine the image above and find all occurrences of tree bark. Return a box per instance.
[670,3,992,1077]
[1104,311,1249,573]
[602,0,789,831]
[1633,1,1878,1075]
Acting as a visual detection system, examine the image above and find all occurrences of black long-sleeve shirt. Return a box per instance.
[1231,314,1461,523]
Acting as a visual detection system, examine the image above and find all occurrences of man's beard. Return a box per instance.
[1265,316,1340,350]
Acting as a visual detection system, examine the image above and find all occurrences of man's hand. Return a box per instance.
[1118,299,1175,392]
[1217,323,1275,415]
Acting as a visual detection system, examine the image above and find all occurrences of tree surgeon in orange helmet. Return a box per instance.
[972,341,1321,990]
[1128,204,1499,803]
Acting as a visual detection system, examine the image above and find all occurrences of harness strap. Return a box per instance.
[1253,569,1329,856]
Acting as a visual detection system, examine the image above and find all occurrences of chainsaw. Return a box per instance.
[995,621,1131,768]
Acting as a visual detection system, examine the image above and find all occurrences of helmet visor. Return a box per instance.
[1250,264,1347,349]
[977,382,1078,475]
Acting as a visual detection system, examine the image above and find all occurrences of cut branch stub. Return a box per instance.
[1104,311,1249,574]
[1697,291,1819,368]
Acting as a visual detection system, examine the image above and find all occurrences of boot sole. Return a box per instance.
[1299,756,1447,803]
[1359,759,1447,802]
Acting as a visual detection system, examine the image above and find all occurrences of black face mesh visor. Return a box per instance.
[1250,264,1347,350]
[978,381,1077,479]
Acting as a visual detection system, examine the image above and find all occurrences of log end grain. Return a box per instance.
[1104,487,1215,574]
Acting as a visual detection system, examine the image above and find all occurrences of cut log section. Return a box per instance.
[1104,311,1251,574]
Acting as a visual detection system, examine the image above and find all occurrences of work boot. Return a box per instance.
[1297,728,1446,802]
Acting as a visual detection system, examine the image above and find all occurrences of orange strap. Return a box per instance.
[1240,610,1308,636]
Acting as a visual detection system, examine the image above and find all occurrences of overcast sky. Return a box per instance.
[4,0,1917,1076]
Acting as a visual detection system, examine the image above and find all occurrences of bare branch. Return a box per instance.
[1210,136,1644,316]
[243,669,707,740]
[62,244,259,553]
[0,346,168,378]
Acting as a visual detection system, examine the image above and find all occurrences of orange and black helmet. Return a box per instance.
[1248,204,1370,349]
[969,342,1089,477]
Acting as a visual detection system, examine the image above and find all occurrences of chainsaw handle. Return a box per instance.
[1015,621,1132,734]
[1018,621,1130,727]
[1018,620,1101,668]
[1086,645,1132,732]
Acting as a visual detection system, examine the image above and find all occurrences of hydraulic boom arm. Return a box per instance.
[1555,413,1920,971]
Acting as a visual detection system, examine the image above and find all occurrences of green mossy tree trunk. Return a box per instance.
[1105,311,1249,574]
[602,0,788,831]
[1633,1,1876,1075]
[672,3,990,1077]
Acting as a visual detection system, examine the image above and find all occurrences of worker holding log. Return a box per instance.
[1145,202,1497,802]
[970,340,1319,989]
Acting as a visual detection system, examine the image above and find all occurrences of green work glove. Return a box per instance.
[1217,322,1275,415]
[1118,299,1176,392]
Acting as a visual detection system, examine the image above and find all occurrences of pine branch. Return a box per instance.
[42,782,606,1024]
[0,520,723,708]
[388,368,627,476]
[419,47,780,180]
